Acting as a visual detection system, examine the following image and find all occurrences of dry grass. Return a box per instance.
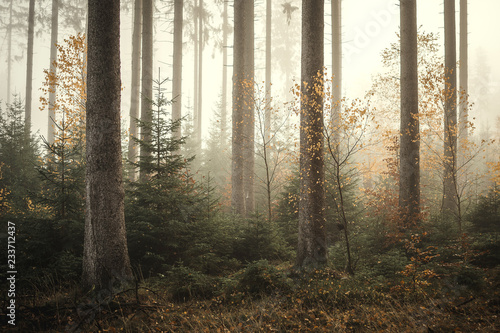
[4,274,499,333]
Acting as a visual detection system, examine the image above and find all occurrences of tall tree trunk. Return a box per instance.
[128,0,142,181]
[329,0,350,274]
[331,0,341,135]
[193,0,199,145]
[6,0,12,105]
[172,0,183,142]
[232,0,245,215]
[264,0,271,136]
[221,0,228,143]
[140,0,153,182]
[232,0,254,216]
[296,0,326,270]
[443,0,458,216]
[83,0,132,291]
[399,0,420,225]
[459,0,468,156]
[47,0,59,144]
[196,0,203,150]
[24,0,35,133]
[263,0,272,213]
[242,0,255,216]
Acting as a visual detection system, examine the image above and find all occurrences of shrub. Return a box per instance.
[453,265,485,291]
[233,216,292,262]
[166,264,221,301]
[232,260,292,297]
[467,190,500,234]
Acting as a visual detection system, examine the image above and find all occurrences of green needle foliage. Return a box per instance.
[37,118,85,221]
[0,98,41,220]
[125,76,214,274]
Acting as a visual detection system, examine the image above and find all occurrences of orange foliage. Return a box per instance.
[0,163,11,215]
[392,233,439,296]
[40,33,87,148]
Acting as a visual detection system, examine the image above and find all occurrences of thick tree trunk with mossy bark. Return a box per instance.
[296,0,327,270]
[83,0,132,291]
[442,0,458,216]
[399,0,420,225]
[140,0,153,182]
[128,0,142,181]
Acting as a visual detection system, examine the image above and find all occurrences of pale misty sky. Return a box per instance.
[342,0,500,100]
[1,0,499,138]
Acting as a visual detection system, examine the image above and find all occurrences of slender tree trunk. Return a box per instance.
[242,0,255,216]
[331,0,341,137]
[24,0,35,133]
[296,0,326,270]
[264,144,272,221]
[195,0,203,148]
[60,115,66,219]
[335,163,353,275]
[83,0,132,291]
[232,0,245,215]
[457,0,468,233]
[232,0,254,216]
[172,0,183,142]
[193,0,199,144]
[140,0,153,182]
[443,0,458,216]
[197,0,203,149]
[399,0,420,225]
[47,0,59,144]
[221,0,228,143]
[264,0,272,220]
[459,0,468,155]
[6,0,12,105]
[128,0,142,181]
[264,0,271,136]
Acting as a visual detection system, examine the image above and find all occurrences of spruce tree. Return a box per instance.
[0,99,40,218]
[126,76,206,272]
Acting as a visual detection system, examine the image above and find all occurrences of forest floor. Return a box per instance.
[3,267,500,332]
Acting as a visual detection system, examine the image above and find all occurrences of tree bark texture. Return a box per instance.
[25,0,35,133]
[196,0,203,150]
[193,0,199,147]
[83,0,132,291]
[172,0,183,142]
[47,0,59,144]
[331,0,341,133]
[242,0,255,216]
[399,0,420,224]
[140,0,153,182]
[221,0,228,143]
[128,0,142,181]
[264,0,271,136]
[459,0,468,156]
[232,0,254,216]
[296,0,327,270]
[443,0,458,215]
